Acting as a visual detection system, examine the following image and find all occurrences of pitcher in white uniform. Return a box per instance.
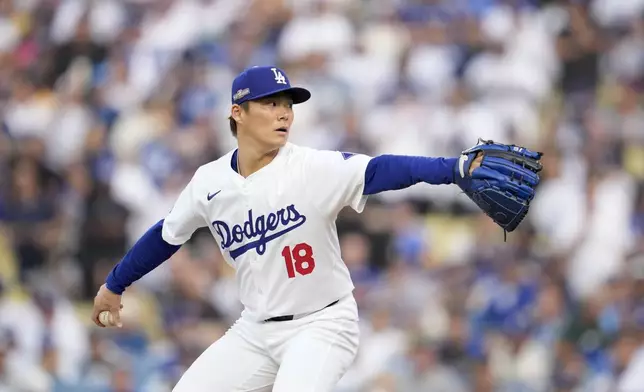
[91,65,482,391]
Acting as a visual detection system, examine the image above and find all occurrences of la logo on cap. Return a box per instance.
[271,68,287,85]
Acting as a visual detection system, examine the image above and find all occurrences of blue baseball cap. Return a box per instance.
[231,66,311,105]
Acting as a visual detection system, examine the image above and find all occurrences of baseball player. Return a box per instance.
[91,65,542,391]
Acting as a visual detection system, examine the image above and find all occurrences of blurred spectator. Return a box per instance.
[0,154,59,283]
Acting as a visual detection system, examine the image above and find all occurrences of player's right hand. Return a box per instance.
[92,284,123,328]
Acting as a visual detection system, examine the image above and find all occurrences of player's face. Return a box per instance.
[236,94,294,149]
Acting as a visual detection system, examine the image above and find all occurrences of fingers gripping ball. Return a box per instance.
[454,139,543,234]
[98,310,119,327]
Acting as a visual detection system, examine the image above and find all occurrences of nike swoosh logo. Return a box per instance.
[207,190,221,201]
[459,155,468,178]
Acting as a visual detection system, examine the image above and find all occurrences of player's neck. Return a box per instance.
[236,142,280,178]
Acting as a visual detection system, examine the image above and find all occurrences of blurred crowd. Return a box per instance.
[0,0,643,391]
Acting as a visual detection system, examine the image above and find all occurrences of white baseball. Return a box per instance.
[98,311,114,327]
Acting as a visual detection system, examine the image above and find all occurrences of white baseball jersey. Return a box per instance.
[161,143,372,321]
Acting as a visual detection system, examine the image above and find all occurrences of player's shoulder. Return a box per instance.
[284,143,358,162]
[190,149,236,184]
[198,149,235,172]
[283,142,315,156]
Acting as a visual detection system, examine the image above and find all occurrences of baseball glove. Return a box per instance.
[454,139,543,237]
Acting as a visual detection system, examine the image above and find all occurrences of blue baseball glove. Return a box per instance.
[454,139,543,235]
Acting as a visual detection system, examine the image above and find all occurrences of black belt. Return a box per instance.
[264,300,340,323]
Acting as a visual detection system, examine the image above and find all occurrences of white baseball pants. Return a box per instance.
[172,294,360,392]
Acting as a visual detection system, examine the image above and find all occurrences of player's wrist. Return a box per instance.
[105,276,125,295]
[453,153,473,182]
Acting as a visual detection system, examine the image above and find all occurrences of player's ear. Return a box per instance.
[231,104,243,123]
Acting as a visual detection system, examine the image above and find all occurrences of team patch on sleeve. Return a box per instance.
[341,152,356,160]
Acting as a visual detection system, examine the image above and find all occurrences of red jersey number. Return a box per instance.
[282,243,316,278]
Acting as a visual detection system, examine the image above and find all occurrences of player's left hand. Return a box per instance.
[469,152,483,175]
[454,138,543,234]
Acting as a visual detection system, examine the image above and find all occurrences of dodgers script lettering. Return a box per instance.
[212,204,306,260]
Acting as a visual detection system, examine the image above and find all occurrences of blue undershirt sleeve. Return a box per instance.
[105,219,180,294]
[363,155,457,195]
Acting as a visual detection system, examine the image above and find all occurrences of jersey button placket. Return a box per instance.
[243,180,258,296]
[243,181,251,208]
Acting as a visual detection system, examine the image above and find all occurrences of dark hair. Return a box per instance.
[229,101,250,137]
